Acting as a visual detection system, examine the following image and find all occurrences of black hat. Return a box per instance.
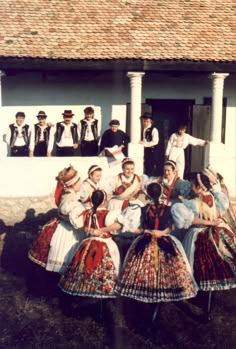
[37,110,47,119]
[109,119,120,126]
[140,113,153,120]
[15,111,25,118]
[62,110,74,117]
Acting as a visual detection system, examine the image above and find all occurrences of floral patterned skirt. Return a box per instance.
[59,237,120,298]
[115,234,198,303]
[28,218,59,268]
[192,223,236,291]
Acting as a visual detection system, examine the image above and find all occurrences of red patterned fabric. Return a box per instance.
[115,234,197,302]
[59,238,117,297]
[121,200,129,211]
[84,209,109,229]
[113,173,137,196]
[54,182,64,207]
[157,173,179,205]
[28,218,59,267]
[201,193,214,207]
[193,226,236,290]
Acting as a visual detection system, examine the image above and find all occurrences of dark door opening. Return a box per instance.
[146,99,195,177]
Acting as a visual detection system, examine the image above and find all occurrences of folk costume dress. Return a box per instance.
[171,190,236,291]
[28,190,86,274]
[154,173,184,206]
[107,173,143,212]
[59,207,120,298]
[115,202,198,303]
[80,178,104,208]
[203,166,236,235]
[165,133,206,179]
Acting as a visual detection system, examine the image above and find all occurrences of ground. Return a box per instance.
[0,213,236,349]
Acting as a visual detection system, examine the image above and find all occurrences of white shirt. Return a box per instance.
[142,126,159,147]
[6,122,30,147]
[29,124,54,152]
[165,132,205,156]
[78,118,101,142]
[56,123,74,147]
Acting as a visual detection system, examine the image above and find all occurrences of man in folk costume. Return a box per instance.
[29,111,54,157]
[165,122,209,179]
[55,110,79,156]
[78,106,100,156]
[139,113,159,177]
[6,111,30,156]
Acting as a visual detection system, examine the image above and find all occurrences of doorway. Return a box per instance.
[146,99,195,177]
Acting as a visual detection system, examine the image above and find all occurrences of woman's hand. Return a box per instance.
[151,227,170,237]
[210,218,222,226]
[89,228,102,236]
[132,228,143,234]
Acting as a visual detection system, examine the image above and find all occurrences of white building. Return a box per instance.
[0,1,235,198]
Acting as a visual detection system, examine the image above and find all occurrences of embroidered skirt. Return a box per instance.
[184,223,236,291]
[28,218,59,268]
[59,237,120,298]
[28,218,84,274]
[115,234,198,303]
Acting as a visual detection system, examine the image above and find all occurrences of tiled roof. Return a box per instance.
[0,0,235,62]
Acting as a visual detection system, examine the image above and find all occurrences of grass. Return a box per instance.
[0,227,236,349]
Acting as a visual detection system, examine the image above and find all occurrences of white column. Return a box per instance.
[127,72,145,143]
[208,72,229,143]
[0,70,5,106]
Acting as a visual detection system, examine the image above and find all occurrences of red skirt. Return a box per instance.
[193,225,236,290]
[59,238,118,298]
[28,218,59,268]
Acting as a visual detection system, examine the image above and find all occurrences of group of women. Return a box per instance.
[28,158,236,316]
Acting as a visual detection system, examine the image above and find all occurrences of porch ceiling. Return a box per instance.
[1,57,236,73]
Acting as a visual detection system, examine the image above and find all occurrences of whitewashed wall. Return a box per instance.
[0,156,144,197]
[0,71,235,198]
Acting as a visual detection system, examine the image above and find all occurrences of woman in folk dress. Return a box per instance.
[59,190,120,298]
[80,165,103,208]
[107,157,144,212]
[149,160,185,207]
[171,172,236,291]
[28,165,86,274]
[114,182,198,303]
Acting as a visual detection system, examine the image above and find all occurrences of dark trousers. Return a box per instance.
[80,140,98,156]
[56,146,75,157]
[11,145,29,157]
[34,142,48,157]
[144,147,159,176]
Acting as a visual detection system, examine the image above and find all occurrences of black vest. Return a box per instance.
[142,125,158,149]
[9,124,30,147]
[80,119,98,141]
[56,122,78,143]
[142,125,154,142]
[34,124,51,144]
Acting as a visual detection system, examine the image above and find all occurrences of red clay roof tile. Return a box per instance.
[0,0,235,62]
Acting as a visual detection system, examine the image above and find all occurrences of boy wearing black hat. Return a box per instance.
[29,111,54,157]
[78,106,100,156]
[6,111,31,156]
[139,113,159,176]
[55,110,79,157]
[100,119,130,156]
